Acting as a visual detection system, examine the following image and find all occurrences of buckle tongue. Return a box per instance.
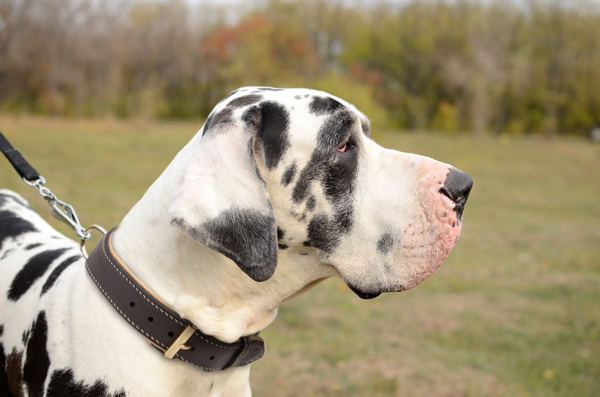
[164,324,196,359]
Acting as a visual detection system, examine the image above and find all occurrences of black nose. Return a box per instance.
[439,168,473,219]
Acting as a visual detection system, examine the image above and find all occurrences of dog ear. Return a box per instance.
[169,104,280,282]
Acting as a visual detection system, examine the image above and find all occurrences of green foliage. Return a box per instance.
[0,0,599,135]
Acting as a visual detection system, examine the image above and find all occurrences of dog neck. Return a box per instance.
[110,141,338,344]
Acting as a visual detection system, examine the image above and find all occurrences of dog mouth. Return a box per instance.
[347,284,382,300]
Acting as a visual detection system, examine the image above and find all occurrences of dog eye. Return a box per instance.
[337,142,348,153]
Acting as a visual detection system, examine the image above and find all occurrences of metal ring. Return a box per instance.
[80,224,108,259]
[23,175,46,187]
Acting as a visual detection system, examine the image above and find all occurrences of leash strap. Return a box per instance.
[0,131,101,242]
[0,132,40,181]
[85,228,265,371]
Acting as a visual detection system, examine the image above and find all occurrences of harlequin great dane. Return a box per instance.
[0,87,472,396]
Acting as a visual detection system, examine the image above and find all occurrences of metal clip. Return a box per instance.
[24,176,90,240]
[23,176,106,257]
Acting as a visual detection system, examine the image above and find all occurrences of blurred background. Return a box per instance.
[0,0,599,395]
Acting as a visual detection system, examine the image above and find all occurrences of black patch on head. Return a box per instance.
[172,209,277,282]
[292,109,357,204]
[304,207,354,254]
[305,214,338,252]
[40,255,80,296]
[276,227,285,241]
[281,162,297,187]
[309,96,342,116]
[291,110,359,254]
[47,368,126,397]
[278,244,289,250]
[227,94,263,109]
[203,107,233,136]
[377,233,394,255]
[0,210,37,252]
[8,248,69,301]
[23,311,50,397]
[257,102,290,170]
[25,243,42,250]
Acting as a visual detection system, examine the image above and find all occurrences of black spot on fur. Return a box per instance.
[4,347,23,397]
[0,210,37,252]
[258,102,290,170]
[47,368,126,397]
[277,227,285,241]
[305,210,352,254]
[377,233,394,254]
[309,96,342,115]
[281,163,297,187]
[25,243,42,250]
[278,244,289,250]
[306,196,316,212]
[41,255,80,296]
[8,248,69,301]
[203,108,233,136]
[227,94,263,108]
[172,209,277,282]
[0,327,11,397]
[23,311,50,397]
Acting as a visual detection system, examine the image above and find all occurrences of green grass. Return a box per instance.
[1,117,599,396]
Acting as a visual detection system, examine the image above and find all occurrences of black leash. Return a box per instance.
[0,132,106,255]
[0,132,40,181]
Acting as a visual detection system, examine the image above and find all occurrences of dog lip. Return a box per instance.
[347,284,382,300]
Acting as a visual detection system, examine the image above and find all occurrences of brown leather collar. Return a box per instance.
[85,228,265,371]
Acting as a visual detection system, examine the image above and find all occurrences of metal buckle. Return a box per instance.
[164,324,196,359]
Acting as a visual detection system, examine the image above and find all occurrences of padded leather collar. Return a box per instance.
[85,228,265,371]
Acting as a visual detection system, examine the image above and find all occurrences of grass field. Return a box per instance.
[1,116,599,396]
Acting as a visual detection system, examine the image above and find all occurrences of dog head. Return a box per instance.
[169,87,472,297]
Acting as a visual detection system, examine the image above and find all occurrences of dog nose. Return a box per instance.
[439,168,473,219]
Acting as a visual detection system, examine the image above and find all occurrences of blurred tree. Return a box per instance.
[0,0,598,135]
